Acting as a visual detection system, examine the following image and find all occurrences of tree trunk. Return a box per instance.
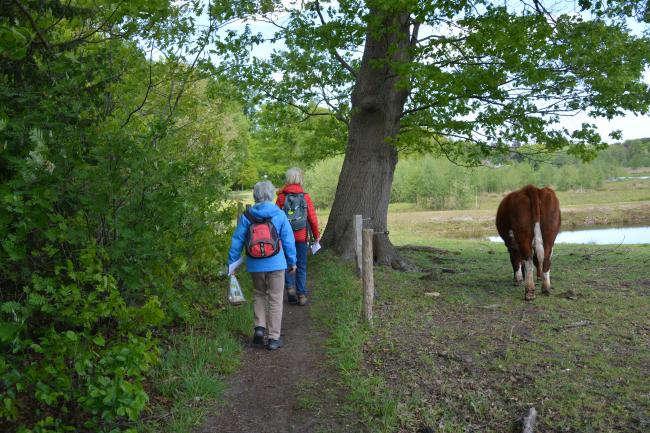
[321,9,414,267]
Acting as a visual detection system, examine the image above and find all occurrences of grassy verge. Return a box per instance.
[138,277,254,433]
[311,240,650,432]
[309,253,404,433]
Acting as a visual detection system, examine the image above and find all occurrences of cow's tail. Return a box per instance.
[526,185,544,271]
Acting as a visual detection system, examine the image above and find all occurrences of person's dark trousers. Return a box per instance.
[286,241,308,295]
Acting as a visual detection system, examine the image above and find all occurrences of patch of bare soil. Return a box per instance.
[195,294,362,433]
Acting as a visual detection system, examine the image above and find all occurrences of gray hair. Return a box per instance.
[285,167,304,185]
[253,180,276,203]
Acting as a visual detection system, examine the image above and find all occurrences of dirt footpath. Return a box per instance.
[196,295,363,433]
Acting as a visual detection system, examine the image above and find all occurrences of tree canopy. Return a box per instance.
[215,0,650,158]
[208,0,650,262]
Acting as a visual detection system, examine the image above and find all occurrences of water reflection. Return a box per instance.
[489,226,650,245]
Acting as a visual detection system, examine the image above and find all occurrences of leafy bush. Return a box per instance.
[1,248,162,432]
[304,155,345,208]
[392,155,477,209]
[0,3,244,432]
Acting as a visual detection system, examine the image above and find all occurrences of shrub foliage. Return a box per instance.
[0,2,245,432]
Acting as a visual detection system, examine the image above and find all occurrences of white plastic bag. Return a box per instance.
[228,274,246,305]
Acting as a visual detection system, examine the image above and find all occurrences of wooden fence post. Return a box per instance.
[236,202,244,222]
[354,214,363,275]
[362,228,374,324]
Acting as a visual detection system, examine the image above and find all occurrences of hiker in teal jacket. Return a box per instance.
[227,180,297,350]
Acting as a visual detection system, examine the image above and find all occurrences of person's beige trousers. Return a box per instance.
[250,270,285,340]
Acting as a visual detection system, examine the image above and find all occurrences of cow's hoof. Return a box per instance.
[524,293,535,301]
[541,288,551,296]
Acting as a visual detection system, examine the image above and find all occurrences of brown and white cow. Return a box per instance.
[496,185,561,300]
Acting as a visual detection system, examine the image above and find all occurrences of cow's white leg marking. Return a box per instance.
[515,264,523,283]
[533,222,544,273]
[524,258,535,300]
[542,270,551,294]
[524,259,535,289]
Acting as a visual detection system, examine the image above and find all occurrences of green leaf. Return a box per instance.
[0,322,19,343]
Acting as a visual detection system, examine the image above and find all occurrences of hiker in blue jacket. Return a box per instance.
[228,180,297,350]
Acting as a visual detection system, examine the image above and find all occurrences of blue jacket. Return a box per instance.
[228,201,297,272]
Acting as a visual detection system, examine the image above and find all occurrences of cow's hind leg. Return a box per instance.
[541,248,553,295]
[519,241,536,301]
[509,250,523,286]
[533,222,545,282]
[523,258,536,301]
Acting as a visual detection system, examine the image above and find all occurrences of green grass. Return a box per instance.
[312,241,650,432]
[138,278,254,433]
[309,254,403,433]
[143,178,649,432]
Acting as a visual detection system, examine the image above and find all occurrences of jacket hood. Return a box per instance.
[279,184,305,194]
[249,201,283,219]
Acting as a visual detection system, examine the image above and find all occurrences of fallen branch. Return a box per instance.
[519,336,553,350]
[437,351,472,363]
[553,320,592,331]
[522,407,537,433]
[479,303,502,309]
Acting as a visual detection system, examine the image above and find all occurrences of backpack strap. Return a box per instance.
[244,209,265,224]
[283,192,305,204]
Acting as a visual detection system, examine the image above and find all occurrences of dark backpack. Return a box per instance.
[283,193,307,231]
[244,210,281,259]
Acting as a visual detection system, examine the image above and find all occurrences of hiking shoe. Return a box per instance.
[286,287,298,303]
[297,294,308,306]
[267,338,283,351]
[253,326,265,346]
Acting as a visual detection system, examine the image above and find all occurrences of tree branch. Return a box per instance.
[13,0,51,50]
[122,42,155,127]
[50,1,127,50]
[410,21,421,47]
[314,0,357,78]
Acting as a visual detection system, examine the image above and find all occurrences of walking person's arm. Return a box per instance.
[227,215,249,272]
[278,213,297,273]
[305,193,320,241]
[276,191,285,209]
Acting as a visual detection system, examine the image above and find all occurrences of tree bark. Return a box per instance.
[321,8,413,267]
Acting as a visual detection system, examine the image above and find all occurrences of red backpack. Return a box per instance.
[244,210,281,258]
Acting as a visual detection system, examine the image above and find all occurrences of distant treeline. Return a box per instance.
[599,137,650,168]
[306,138,649,210]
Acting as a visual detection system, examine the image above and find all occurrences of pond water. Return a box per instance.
[489,226,650,245]
[610,176,650,181]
